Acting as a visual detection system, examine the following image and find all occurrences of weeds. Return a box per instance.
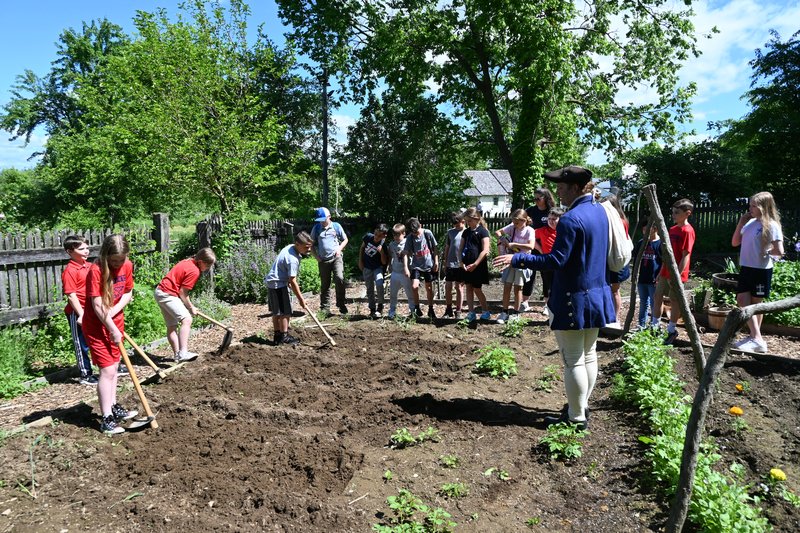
[730,417,749,434]
[539,423,588,461]
[383,470,394,482]
[525,517,541,527]
[373,489,456,532]
[533,364,561,392]
[482,467,510,481]
[389,426,440,449]
[439,455,460,469]
[438,482,468,499]
[500,316,530,338]
[473,344,517,379]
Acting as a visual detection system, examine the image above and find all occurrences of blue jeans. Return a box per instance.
[637,282,657,327]
[363,267,385,312]
[67,312,92,378]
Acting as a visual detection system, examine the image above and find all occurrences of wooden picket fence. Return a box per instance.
[0,214,171,326]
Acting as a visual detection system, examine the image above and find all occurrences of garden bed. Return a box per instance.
[0,292,798,531]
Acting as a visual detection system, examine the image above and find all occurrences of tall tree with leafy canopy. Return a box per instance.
[722,30,800,206]
[330,0,700,206]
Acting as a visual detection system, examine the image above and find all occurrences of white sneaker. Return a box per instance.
[175,351,198,362]
[519,302,531,313]
[606,321,621,329]
[496,312,509,324]
[733,337,752,349]
[737,339,768,354]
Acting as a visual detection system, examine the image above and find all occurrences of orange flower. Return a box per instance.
[735,383,744,392]
[729,406,744,416]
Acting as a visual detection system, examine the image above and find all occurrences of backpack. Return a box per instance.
[601,201,633,272]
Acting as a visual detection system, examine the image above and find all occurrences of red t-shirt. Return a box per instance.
[535,226,557,254]
[82,259,134,337]
[157,258,201,296]
[61,259,91,315]
[659,223,695,282]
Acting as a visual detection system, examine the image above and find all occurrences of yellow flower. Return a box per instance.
[770,468,787,482]
[729,406,744,416]
[735,383,744,392]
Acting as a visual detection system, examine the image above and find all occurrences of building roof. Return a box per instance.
[463,169,512,197]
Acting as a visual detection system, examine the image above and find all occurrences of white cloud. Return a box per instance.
[331,113,357,146]
[0,132,46,170]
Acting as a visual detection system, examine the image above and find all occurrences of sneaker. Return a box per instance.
[519,302,531,313]
[79,375,99,386]
[738,339,768,353]
[496,312,509,324]
[175,351,198,362]
[454,311,461,320]
[664,330,679,346]
[414,307,423,318]
[443,307,454,318]
[101,415,125,435]
[338,306,349,315]
[369,311,378,319]
[542,305,549,315]
[374,310,383,319]
[733,337,753,349]
[281,334,300,345]
[466,311,477,323]
[480,311,492,321]
[117,365,129,376]
[543,412,588,431]
[111,403,138,422]
[427,307,436,319]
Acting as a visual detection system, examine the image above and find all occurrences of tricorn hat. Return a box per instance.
[543,166,593,185]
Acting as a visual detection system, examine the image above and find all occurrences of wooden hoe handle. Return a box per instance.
[117,342,159,429]
[303,304,337,346]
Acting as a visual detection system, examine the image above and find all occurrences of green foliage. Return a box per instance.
[525,517,541,527]
[0,327,37,399]
[215,239,278,304]
[438,482,468,500]
[500,315,530,338]
[621,329,769,532]
[297,258,321,295]
[372,489,456,533]
[482,466,510,481]
[538,423,588,461]
[533,364,561,392]
[389,427,440,449]
[474,344,518,379]
[765,260,800,327]
[439,455,460,469]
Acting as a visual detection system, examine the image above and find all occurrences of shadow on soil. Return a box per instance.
[392,393,557,428]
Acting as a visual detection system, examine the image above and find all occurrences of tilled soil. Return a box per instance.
[0,289,799,532]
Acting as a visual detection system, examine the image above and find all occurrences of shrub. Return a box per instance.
[0,327,36,399]
[766,260,800,327]
[215,239,278,304]
[297,258,321,294]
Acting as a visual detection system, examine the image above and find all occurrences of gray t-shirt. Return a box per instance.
[388,239,409,273]
[446,228,464,268]
[311,221,346,261]
[265,244,302,289]
[403,229,437,271]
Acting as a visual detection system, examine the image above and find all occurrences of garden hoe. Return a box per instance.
[117,342,158,430]
[122,331,167,380]
[302,303,337,347]
[195,310,234,353]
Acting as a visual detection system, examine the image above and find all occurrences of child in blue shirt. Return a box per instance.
[358,224,388,318]
[633,220,663,329]
[266,232,313,345]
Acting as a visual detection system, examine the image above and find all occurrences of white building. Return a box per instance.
[462,169,513,216]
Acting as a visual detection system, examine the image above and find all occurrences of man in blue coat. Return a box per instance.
[494,166,614,430]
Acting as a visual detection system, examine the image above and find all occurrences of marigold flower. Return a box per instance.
[770,468,787,481]
[735,383,744,392]
[729,406,744,416]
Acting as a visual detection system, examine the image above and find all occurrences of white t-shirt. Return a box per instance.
[739,219,783,269]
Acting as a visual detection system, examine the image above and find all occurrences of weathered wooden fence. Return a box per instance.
[0,213,171,326]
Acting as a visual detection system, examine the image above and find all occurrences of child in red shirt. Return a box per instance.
[62,236,94,385]
[83,234,138,435]
[534,207,564,312]
[155,248,216,362]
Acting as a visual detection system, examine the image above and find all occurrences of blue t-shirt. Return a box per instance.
[634,238,662,285]
[265,244,302,289]
[362,233,385,270]
[311,221,346,261]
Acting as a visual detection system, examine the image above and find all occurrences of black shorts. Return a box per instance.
[268,287,293,316]
[411,269,435,283]
[445,267,465,283]
[736,266,773,298]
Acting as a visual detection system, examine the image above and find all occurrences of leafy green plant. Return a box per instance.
[500,315,530,338]
[533,364,561,392]
[474,344,517,379]
[297,257,321,294]
[438,482,468,499]
[456,317,471,330]
[383,470,393,482]
[389,426,439,449]
[439,455,460,469]
[525,517,541,527]
[215,239,278,304]
[766,260,800,326]
[730,417,749,434]
[373,489,456,532]
[539,422,588,461]
[482,467,510,481]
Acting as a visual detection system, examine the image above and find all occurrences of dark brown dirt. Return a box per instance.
[0,286,799,532]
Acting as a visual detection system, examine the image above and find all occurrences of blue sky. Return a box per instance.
[1,0,799,170]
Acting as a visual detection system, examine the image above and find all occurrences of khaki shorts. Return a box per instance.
[655,276,681,301]
[155,287,190,328]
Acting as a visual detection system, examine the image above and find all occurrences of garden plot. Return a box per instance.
[0,309,798,532]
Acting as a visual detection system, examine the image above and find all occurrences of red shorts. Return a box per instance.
[85,329,122,369]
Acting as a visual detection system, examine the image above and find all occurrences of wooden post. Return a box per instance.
[152,213,170,254]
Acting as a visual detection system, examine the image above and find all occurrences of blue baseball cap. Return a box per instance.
[313,207,331,222]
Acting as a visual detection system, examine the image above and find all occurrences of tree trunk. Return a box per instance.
[321,65,330,208]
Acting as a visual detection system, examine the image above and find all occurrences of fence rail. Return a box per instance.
[0,214,170,326]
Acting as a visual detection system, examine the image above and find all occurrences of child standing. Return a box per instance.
[155,248,216,362]
[495,209,535,324]
[265,232,313,345]
[460,207,491,322]
[653,198,696,345]
[521,187,556,310]
[731,192,784,353]
[387,224,414,319]
[82,234,138,435]
[358,224,388,319]
[632,220,663,329]
[442,212,466,319]
[534,207,564,313]
[62,236,95,385]
[310,207,349,315]
[403,218,439,319]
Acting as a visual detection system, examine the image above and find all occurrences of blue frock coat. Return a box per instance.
[511,194,615,330]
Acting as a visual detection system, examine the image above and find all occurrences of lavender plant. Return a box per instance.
[215,238,278,304]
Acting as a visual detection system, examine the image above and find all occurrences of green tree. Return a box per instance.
[339,0,700,206]
[722,30,800,205]
[337,90,472,221]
